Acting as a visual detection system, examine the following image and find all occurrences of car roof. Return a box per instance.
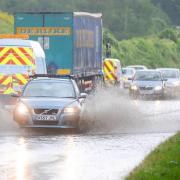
[122,67,135,70]
[30,77,72,83]
[136,69,160,73]
[127,65,146,67]
[157,68,179,71]
[0,39,45,58]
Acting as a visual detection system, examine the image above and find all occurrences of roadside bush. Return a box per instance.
[103,30,180,68]
[0,11,13,33]
[159,28,178,43]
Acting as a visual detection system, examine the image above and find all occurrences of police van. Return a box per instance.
[0,34,47,106]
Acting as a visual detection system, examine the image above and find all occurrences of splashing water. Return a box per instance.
[0,103,18,134]
[79,86,147,133]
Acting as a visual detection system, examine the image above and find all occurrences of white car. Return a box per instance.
[122,67,136,88]
[126,65,147,70]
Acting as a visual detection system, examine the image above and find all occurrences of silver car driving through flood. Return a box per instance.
[129,70,165,98]
[157,68,180,97]
[13,75,86,130]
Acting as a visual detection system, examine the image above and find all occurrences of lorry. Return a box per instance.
[14,12,102,91]
[0,34,47,106]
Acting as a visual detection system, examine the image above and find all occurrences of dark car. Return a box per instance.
[129,70,165,98]
[13,75,87,129]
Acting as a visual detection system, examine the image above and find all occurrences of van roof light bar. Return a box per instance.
[29,74,75,79]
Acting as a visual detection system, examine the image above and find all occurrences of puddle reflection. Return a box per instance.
[16,137,29,180]
[60,136,82,180]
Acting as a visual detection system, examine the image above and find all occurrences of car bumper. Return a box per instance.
[20,125,77,129]
[129,89,164,97]
[14,113,80,129]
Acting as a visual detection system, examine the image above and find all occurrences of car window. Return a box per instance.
[23,81,75,98]
[134,71,161,81]
[135,67,144,70]
[122,69,134,75]
[161,70,180,79]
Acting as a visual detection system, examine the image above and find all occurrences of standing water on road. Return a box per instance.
[0,87,179,180]
[80,87,180,134]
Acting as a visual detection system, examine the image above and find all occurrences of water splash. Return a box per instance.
[79,86,146,133]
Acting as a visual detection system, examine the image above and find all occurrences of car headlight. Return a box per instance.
[15,103,29,115]
[154,86,162,91]
[123,77,128,81]
[131,85,138,90]
[64,107,80,114]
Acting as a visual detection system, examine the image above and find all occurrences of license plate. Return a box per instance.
[34,115,56,121]
[140,90,152,95]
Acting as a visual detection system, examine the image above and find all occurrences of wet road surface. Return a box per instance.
[0,98,179,180]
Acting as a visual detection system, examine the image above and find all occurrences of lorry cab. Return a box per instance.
[103,58,122,85]
[0,37,47,96]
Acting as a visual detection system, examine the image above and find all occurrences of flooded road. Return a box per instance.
[0,95,179,180]
[0,133,172,180]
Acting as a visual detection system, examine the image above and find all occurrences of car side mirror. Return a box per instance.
[79,93,87,99]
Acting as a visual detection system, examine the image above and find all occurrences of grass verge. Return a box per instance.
[126,132,180,180]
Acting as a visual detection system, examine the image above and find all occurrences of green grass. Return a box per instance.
[126,132,180,180]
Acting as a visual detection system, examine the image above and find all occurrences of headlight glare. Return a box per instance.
[64,107,79,114]
[15,103,29,115]
[123,77,128,81]
[131,85,138,90]
[154,86,162,91]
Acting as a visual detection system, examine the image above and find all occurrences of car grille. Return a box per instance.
[34,109,59,115]
[33,121,58,125]
[139,87,153,90]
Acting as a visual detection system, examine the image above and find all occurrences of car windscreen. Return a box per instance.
[134,71,161,81]
[160,70,180,79]
[133,67,145,70]
[122,69,134,75]
[23,81,76,98]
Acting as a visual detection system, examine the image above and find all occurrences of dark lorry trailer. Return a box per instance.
[14,12,102,91]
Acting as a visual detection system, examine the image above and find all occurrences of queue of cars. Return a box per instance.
[122,65,180,99]
[12,66,180,130]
